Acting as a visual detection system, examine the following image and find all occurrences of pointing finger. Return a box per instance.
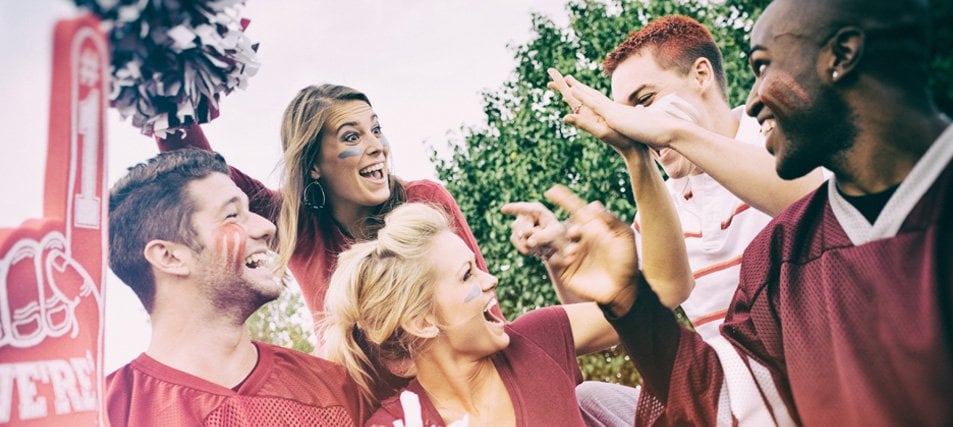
[544,185,588,216]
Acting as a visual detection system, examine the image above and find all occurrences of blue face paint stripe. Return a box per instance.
[463,283,481,303]
[338,147,362,159]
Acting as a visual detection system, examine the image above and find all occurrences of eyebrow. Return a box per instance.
[334,114,380,134]
[747,45,766,58]
[214,196,243,215]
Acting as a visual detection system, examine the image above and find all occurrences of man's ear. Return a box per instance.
[690,57,716,94]
[403,315,440,339]
[824,27,865,83]
[143,240,191,277]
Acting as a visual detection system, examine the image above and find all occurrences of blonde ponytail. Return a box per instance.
[319,203,452,406]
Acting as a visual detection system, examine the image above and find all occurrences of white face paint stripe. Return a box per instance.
[463,283,481,303]
[337,147,362,159]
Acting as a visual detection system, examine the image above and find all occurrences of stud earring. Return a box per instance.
[832,70,839,81]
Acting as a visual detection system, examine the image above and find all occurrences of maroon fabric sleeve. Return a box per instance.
[406,180,487,272]
[156,124,281,221]
[509,306,583,384]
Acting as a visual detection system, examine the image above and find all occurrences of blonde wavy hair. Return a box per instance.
[275,84,406,275]
[319,203,451,407]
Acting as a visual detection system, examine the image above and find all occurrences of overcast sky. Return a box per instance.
[1,0,569,372]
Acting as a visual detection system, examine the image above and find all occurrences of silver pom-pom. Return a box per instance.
[76,0,260,137]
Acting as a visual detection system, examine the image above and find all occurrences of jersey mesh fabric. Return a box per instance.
[631,108,774,425]
[612,145,953,426]
[106,342,365,426]
[202,396,353,426]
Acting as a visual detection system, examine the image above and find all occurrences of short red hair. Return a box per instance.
[603,15,727,99]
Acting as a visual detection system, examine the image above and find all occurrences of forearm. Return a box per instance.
[669,124,824,216]
[620,148,694,308]
[563,302,620,355]
[603,279,725,425]
[156,123,213,152]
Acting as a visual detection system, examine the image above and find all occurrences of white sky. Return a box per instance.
[1,0,568,372]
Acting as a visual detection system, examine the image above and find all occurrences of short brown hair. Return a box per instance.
[603,15,728,100]
[108,149,230,312]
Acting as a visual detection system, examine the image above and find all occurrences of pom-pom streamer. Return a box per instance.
[75,0,260,137]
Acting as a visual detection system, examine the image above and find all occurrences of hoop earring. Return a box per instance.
[303,180,326,211]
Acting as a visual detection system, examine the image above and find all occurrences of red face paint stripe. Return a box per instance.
[214,223,246,273]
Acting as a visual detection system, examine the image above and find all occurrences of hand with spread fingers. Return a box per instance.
[501,201,569,266]
[547,68,639,153]
[502,200,588,303]
[557,72,691,153]
[543,185,640,316]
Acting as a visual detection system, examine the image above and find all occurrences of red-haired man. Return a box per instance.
[548,14,823,425]
[562,0,953,424]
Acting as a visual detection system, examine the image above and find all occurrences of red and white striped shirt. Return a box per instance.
[632,108,774,424]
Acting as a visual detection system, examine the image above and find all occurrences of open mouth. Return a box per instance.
[483,297,505,325]
[244,250,276,270]
[359,163,386,180]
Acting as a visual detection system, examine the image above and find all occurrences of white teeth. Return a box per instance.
[244,250,276,269]
[359,163,384,175]
[483,297,504,325]
[484,297,497,313]
[761,119,776,137]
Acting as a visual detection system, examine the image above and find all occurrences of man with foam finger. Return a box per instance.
[105,149,365,426]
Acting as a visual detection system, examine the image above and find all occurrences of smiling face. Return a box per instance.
[186,172,281,310]
[312,100,391,218]
[745,1,856,179]
[610,52,706,179]
[426,230,508,357]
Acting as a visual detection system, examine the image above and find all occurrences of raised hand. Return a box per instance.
[547,68,636,152]
[501,201,569,267]
[563,74,694,153]
[544,185,640,316]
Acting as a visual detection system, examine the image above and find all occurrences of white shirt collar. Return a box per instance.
[829,124,953,245]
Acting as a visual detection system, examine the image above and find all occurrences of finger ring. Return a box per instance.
[572,105,582,114]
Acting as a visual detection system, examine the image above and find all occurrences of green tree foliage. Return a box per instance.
[247,282,316,355]
[431,0,953,385]
[432,0,767,385]
[244,0,951,383]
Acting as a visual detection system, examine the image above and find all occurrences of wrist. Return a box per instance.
[666,120,701,153]
[606,276,640,317]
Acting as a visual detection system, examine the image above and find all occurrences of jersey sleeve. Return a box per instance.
[607,233,796,426]
[510,306,583,384]
[156,124,281,221]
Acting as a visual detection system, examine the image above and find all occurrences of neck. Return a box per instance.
[146,285,259,388]
[329,201,378,240]
[707,98,741,139]
[831,92,950,195]
[414,352,500,416]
